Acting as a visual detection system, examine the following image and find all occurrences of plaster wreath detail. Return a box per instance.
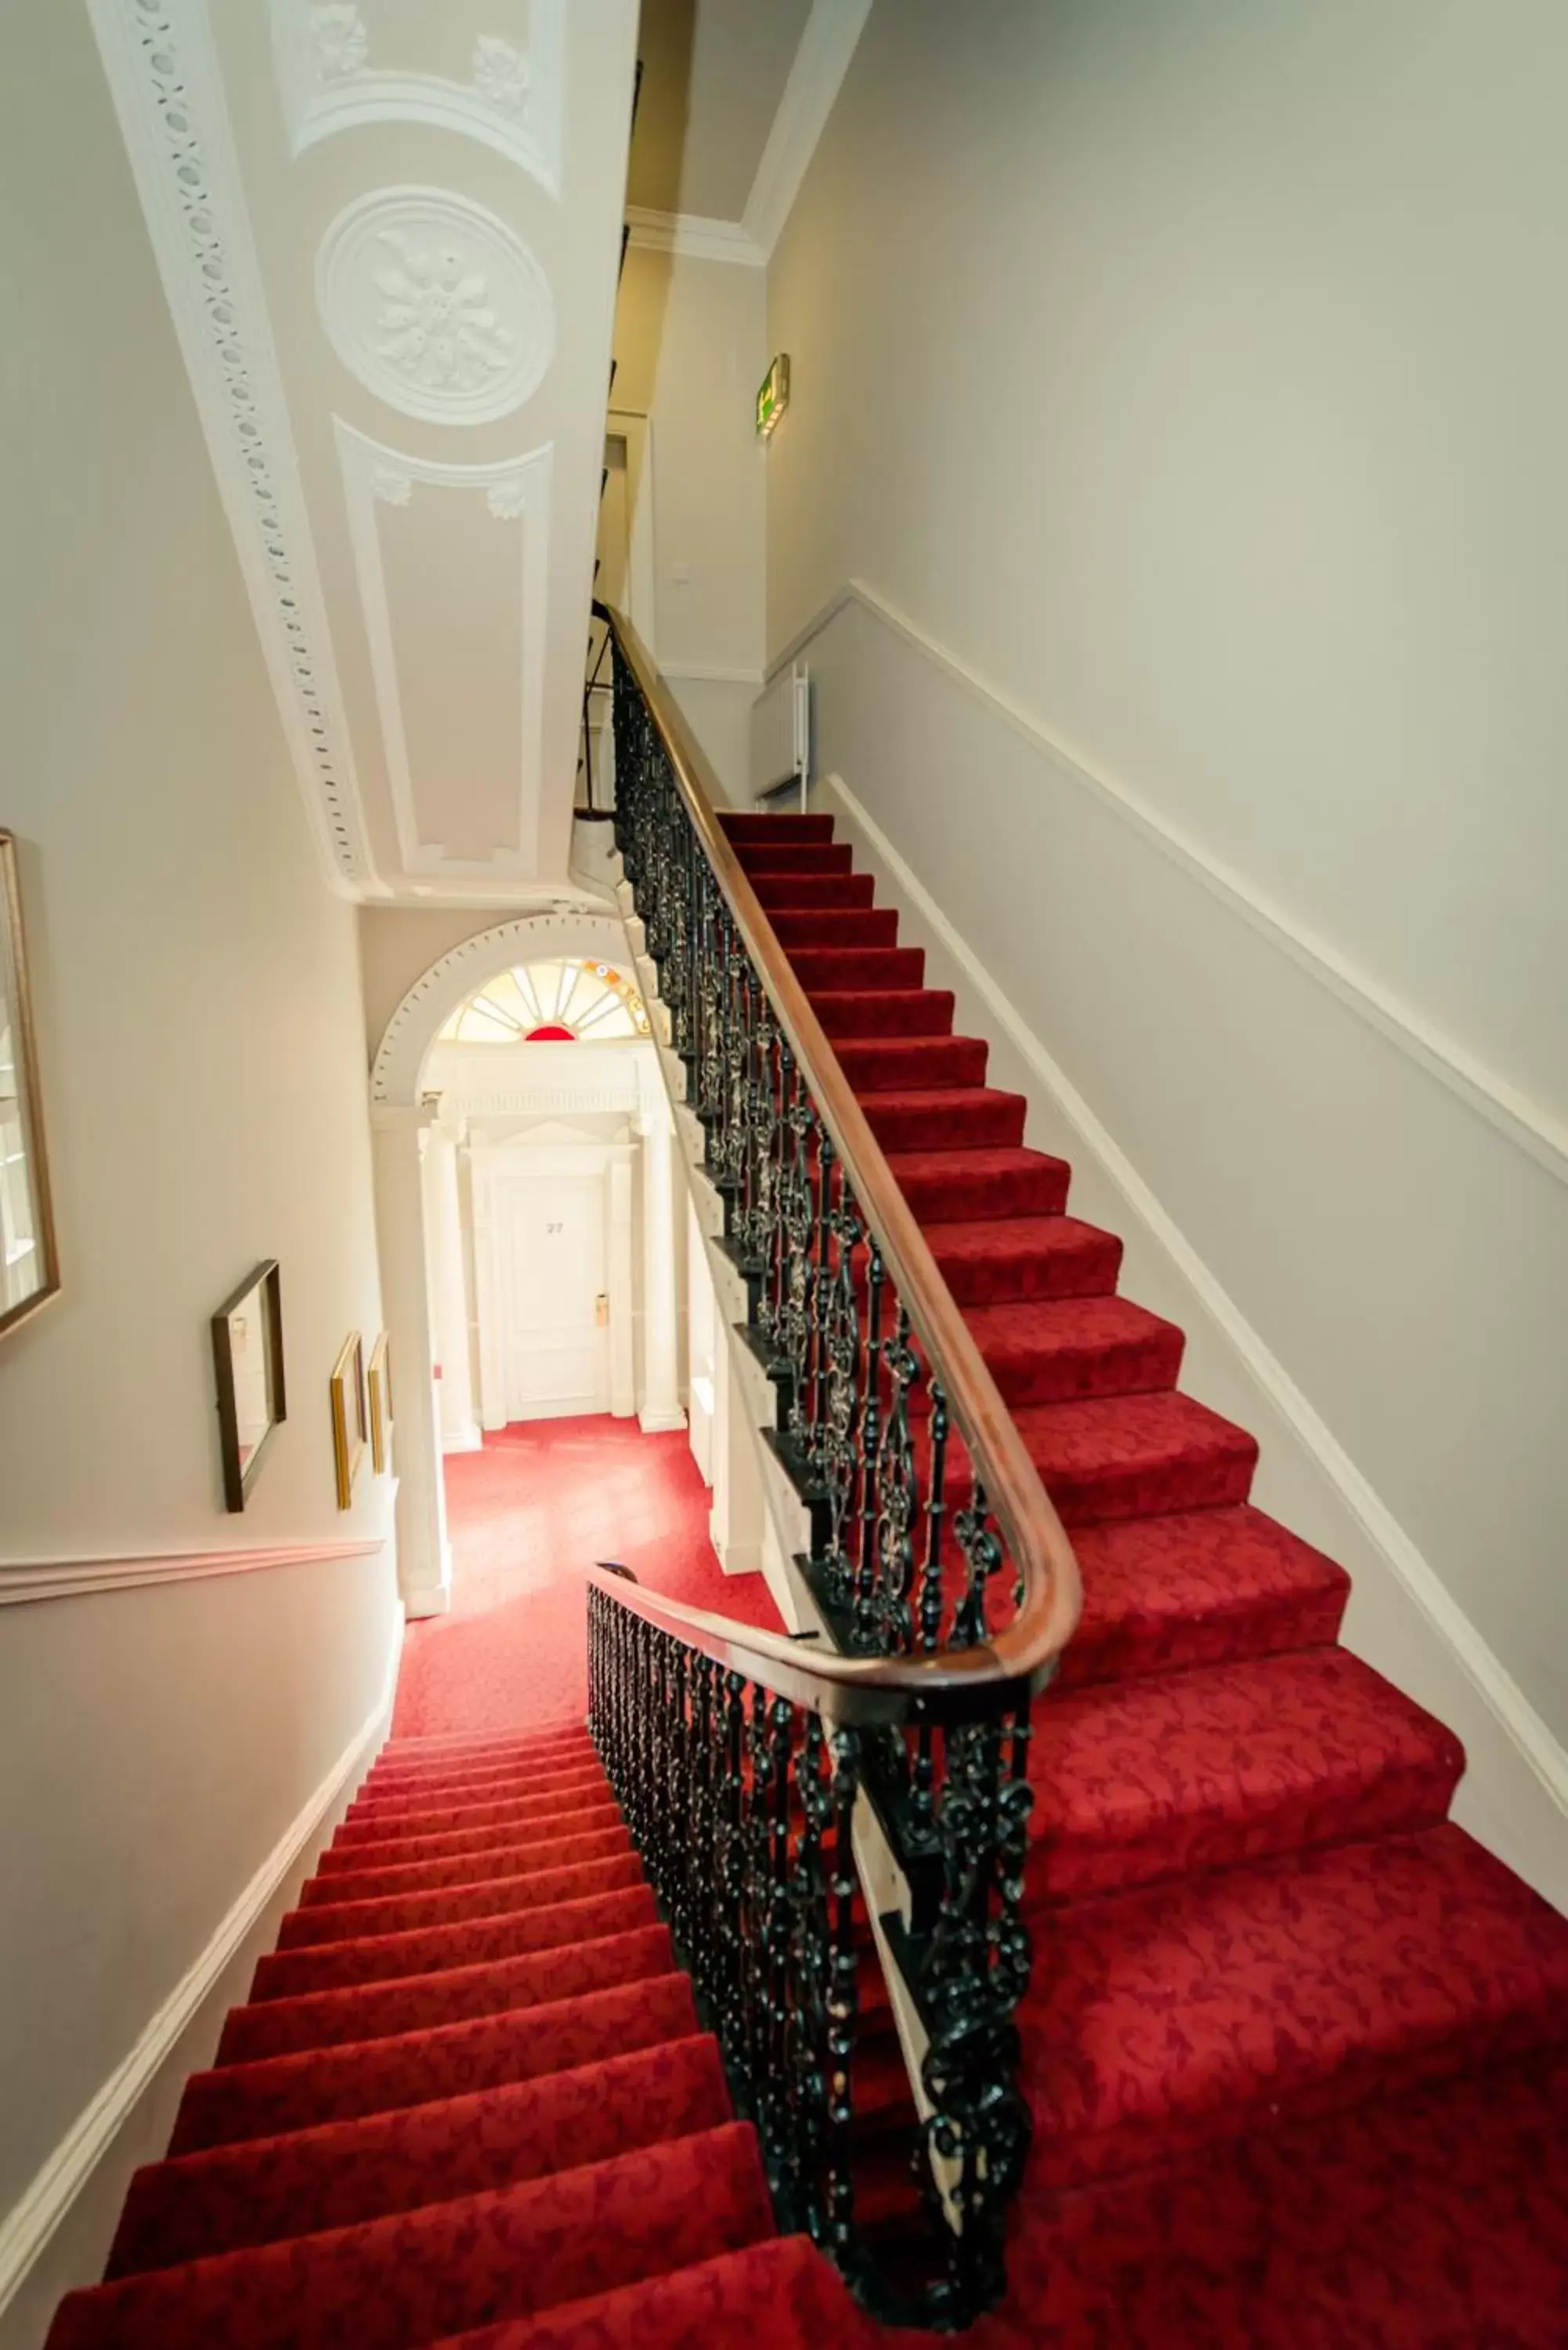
[316,190,556,425]
[471,34,530,119]
[371,465,413,507]
[309,0,367,83]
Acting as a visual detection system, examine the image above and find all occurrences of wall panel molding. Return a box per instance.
[335,419,553,880]
[270,0,567,194]
[773,580,1568,1189]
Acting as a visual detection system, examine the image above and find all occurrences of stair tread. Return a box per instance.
[1028,1644,1464,1896]
[46,2125,773,2350]
[1019,1820,1568,2186]
[962,1293,1185,1405]
[327,1801,623,1867]
[221,1924,677,2063]
[995,2053,1568,2349]
[255,1885,659,2000]
[307,1825,632,1905]
[1061,1504,1350,1686]
[1004,1390,1259,1524]
[174,1976,703,2153]
[281,1853,645,1947]
[425,2233,882,2350]
[110,2037,730,2277]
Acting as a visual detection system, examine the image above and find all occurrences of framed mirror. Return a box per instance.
[0,832,60,1341]
[331,1331,367,1509]
[211,1260,286,1511]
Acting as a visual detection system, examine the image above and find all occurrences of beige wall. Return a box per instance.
[0,3,399,2327]
[765,2,1568,1755]
[613,245,767,796]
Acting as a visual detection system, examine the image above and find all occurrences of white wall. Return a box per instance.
[0,3,399,2329]
[764,3,1568,1759]
[613,246,767,798]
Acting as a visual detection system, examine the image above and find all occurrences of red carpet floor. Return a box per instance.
[392,1419,784,1740]
[49,815,1568,2348]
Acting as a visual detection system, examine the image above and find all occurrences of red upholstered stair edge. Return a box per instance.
[46,805,1568,2350]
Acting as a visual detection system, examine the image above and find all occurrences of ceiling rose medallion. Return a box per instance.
[316,188,555,426]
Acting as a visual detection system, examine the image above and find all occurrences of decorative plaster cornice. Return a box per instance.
[623,206,764,268]
[741,0,873,260]
[83,0,380,898]
[623,0,874,271]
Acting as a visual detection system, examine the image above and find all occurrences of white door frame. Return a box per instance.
[470,1137,634,1429]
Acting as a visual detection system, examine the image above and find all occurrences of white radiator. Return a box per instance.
[749,661,811,807]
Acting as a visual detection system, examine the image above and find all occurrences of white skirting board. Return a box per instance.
[0,1609,403,2349]
[816,769,1568,1918]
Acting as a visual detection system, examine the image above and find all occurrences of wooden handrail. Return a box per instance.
[605,606,1082,1695]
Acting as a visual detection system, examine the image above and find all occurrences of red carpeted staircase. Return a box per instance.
[48,812,1568,2348]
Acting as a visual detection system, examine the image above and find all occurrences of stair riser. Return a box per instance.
[341,1791,616,1838]
[219,1928,677,2065]
[732,844,854,877]
[748,873,876,912]
[833,1037,990,1091]
[718,813,834,844]
[109,2037,732,2278]
[325,1805,623,1868]
[285,1856,645,1947]
[791,947,927,991]
[49,2125,775,2350]
[862,1094,1027,1152]
[353,1764,608,1808]
[256,1885,660,2000]
[1029,1753,1465,1903]
[768,909,900,949]
[811,990,956,1039]
[1060,1583,1350,1690]
[307,1826,633,1904]
[172,1975,703,2156]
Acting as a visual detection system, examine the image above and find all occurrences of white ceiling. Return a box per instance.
[86,0,639,902]
[627,0,813,222]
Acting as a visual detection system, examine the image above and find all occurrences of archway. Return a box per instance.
[369,911,684,1618]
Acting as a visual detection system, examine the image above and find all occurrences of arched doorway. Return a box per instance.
[370,913,685,1618]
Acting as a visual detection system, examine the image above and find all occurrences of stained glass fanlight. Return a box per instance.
[439,960,649,1045]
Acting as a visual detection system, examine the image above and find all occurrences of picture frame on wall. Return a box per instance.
[211,1260,286,1512]
[330,1330,367,1509]
[0,831,61,1342]
[367,1329,392,1473]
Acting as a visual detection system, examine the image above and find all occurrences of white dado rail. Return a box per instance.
[0,1538,387,1608]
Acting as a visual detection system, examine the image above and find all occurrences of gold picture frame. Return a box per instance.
[0,831,60,1341]
[329,1331,366,1509]
[367,1329,392,1473]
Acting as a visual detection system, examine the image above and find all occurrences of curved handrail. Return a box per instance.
[604,605,1082,1698]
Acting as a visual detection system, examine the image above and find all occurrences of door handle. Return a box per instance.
[594,1292,609,1327]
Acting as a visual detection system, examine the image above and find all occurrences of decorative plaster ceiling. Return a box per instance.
[85,0,638,902]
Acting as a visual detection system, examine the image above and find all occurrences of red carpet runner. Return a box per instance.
[49,813,1568,2347]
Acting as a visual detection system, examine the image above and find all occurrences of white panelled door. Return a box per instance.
[483,1166,609,1423]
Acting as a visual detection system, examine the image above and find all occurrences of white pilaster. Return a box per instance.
[608,1153,636,1419]
[709,1311,764,1575]
[371,1108,451,1618]
[422,1116,482,1454]
[636,1101,686,1434]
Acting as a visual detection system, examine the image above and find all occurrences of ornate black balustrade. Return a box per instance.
[592,609,1083,2327]
[588,1572,1034,2329]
